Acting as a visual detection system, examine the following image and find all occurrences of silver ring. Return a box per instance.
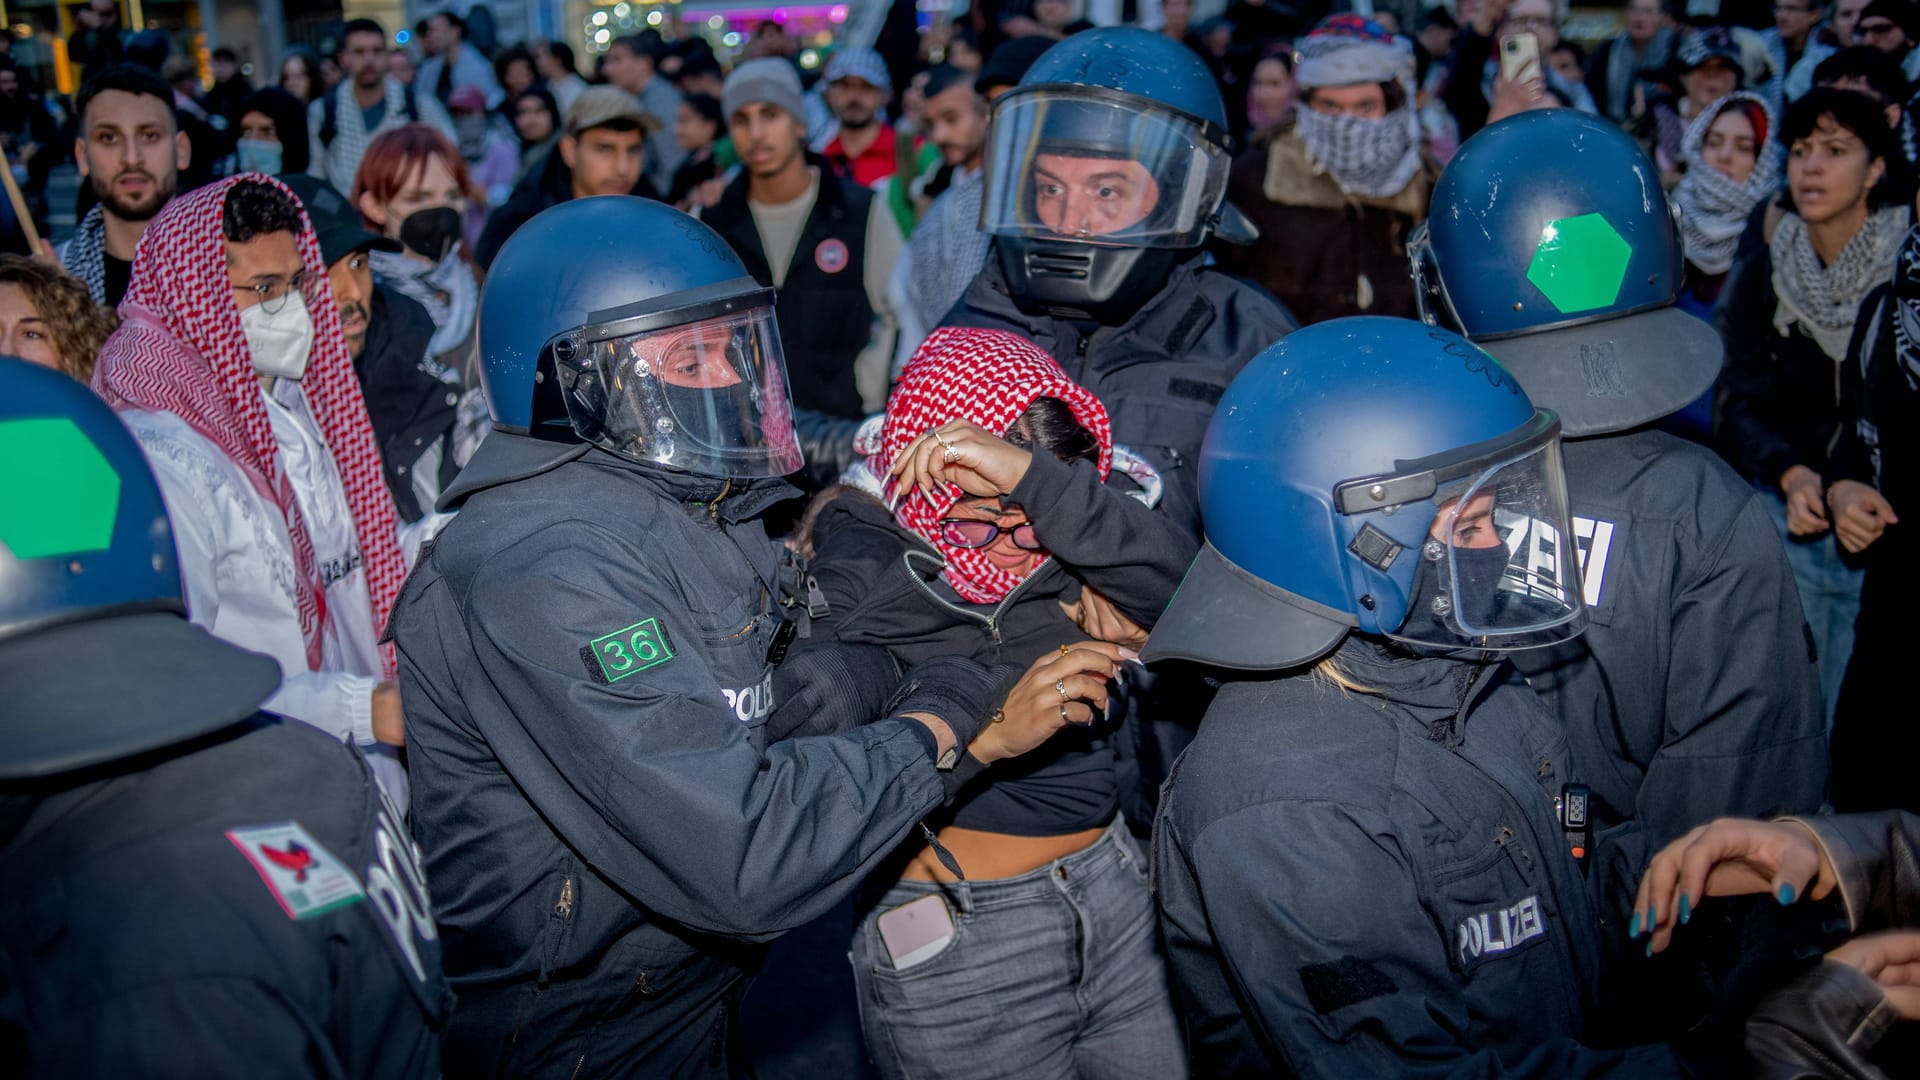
[942,445,960,463]
[1059,704,1072,723]
[1055,679,1069,700]
[931,428,956,450]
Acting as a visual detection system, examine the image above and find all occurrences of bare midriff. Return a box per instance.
[896,824,1109,883]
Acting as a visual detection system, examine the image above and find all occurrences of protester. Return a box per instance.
[534,39,587,117]
[601,34,685,193]
[279,49,321,106]
[817,48,901,186]
[0,356,450,1079]
[787,328,1191,1079]
[1588,0,1678,123]
[62,64,190,309]
[509,86,561,182]
[447,86,517,227]
[0,254,116,381]
[1672,92,1781,314]
[1220,16,1436,325]
[664,92,722,208]
[1716,86,1907,721]
[309,19,454,196]
[205,45,251,125]
[226,86,310,177]
[415,10,502,111]
[388,46,418,89]
[492,44,538,105]
[66,0,125,84]
[1444,0,1598,139]
[0,65,57,218]
[1856,0,1920,82]
[1786,0,1870,98]
[475,85,658,268]
[1766,0,1831,110]
[702,57,905,420]
[89,175,420,806]
[1652,26,1747,180]
[1824,223,1917,812]
[903,63,995,332]
[1244,48,1297,138]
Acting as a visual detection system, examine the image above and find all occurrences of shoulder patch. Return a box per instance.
[227,822,366,920]
[1299,955,1397,1014]
[586,618,676,683]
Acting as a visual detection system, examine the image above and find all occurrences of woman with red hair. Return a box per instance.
[350,123,489,468]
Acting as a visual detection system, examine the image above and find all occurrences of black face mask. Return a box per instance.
[399,206,463,263]
[660,380,764,454]
[1398,540,1513,650]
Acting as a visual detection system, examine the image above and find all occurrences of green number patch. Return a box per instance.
[589,618,675,682]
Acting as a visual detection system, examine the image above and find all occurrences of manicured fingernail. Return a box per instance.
[1628,911,1642,938]
[1778,883,1796,905]
[1678,893,1691,925]
[1645,939,1653,958]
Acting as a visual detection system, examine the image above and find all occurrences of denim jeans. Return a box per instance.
[1764,493,1865,725]
[849,817,1187,1080]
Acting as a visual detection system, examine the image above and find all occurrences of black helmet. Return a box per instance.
[981,27,1241,321]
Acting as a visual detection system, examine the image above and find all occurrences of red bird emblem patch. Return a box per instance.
[259,840,315,882]
[227,823,367,920]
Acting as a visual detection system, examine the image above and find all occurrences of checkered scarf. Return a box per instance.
[1295,106,1424,200]
[1772,206,1908,361]
[91,173,406,677]
[1672,93,1781,276]
[60,204,108,305]
[879,327,1112,604]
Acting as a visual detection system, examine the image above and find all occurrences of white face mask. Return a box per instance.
[241,292,316,381]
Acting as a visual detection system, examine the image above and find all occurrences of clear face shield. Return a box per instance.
[1336,412,1587,654]
[980,87,1231,248]
[1408,221,1467,334]
[551,293,804,479]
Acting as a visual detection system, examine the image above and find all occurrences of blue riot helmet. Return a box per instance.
[1408,109,1718,436]
[467,196,803,495]
[980,27,1241,320]
[1141,318,1589,670]
[0,357,279,778]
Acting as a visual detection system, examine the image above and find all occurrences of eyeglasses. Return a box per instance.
[938,518,1043,551]
[1774,2,1814,12]
[1503,15,1555,30]
[1860,19,1901,35]
[233,270,317,315]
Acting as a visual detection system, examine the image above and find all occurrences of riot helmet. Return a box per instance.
[0,357,279,778]
[1409,109,1720,436]
[981,27,1239,320]
[1141,317,1588,670]
[469,196,802,492]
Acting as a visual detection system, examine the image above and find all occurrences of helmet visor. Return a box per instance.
[1386,438,1588,653]
[981,88,1230,249]
[554,304,804,479]
[1408,221,1466,334]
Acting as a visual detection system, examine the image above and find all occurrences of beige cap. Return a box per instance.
[565,85,662,136]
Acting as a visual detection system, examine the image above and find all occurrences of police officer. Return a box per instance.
[944,26,1298,537]
[1143,318,1700,1075]
[1409,110,1828,841]
[0,357,450,1075]
[393,197,1111,1076]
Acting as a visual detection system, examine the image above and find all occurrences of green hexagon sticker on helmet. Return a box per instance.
[1526,213,1632,315]
[0,417,121,559]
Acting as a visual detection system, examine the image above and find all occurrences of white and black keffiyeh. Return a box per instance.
[1888,227,1920,390]
[1772,206,1909,361]
[1294,106,1424,200]
[371,248,479,360]
[1672,93,1782,276]
[59,204,108,305]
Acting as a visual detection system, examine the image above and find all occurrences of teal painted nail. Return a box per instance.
[1679,893,1691,925]
[1645,939,1654,958]
[1778,883,1796,905]
[1628,911,1643,938]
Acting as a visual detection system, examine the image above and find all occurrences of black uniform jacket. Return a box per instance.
[394,440,949,1078]
[0,717,450,1078]
[942,252,1297,536]
[1153,640,1687,1078]
[1509,429,1829,840]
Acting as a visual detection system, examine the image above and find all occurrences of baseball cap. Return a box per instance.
[824,46,892,92]
[277,173,400,267]
[566,84,661,136]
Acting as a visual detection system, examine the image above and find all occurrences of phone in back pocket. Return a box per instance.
[876,894,955,971]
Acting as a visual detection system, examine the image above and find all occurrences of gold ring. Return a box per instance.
[990,708,1006,724]
[931,428,956,450]
[1059,704,1072,723]
[1059,644,1069,658]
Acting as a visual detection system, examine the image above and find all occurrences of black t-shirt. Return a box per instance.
[103,254,131,309]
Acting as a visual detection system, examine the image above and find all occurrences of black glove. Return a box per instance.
[789,407,866,492]
[883,655,1016,753]
[768,642,902,742]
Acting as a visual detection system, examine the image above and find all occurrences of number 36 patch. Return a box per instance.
[584,617,676,683]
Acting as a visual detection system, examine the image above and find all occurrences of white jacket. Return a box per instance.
[122,380,446,804]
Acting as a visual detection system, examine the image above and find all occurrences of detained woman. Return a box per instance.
[350,124,490,467]
[1716,86,1907,722]
[777,326,1193,1079]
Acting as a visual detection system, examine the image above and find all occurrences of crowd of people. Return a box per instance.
[1,0,1917,1076]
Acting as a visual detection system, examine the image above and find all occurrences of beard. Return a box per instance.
[339,301,369,358]
[91,166,176,223]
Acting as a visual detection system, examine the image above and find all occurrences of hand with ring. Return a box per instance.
[970,641,1126,764]
[889,419,1036,501]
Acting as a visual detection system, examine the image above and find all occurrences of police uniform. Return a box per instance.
[0,356,449,1077]
[1411,109,1828,841]
[393,197,1001,1078]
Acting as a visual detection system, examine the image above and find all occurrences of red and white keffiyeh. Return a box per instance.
[92,173,407,677]
[880,327,1112,604]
